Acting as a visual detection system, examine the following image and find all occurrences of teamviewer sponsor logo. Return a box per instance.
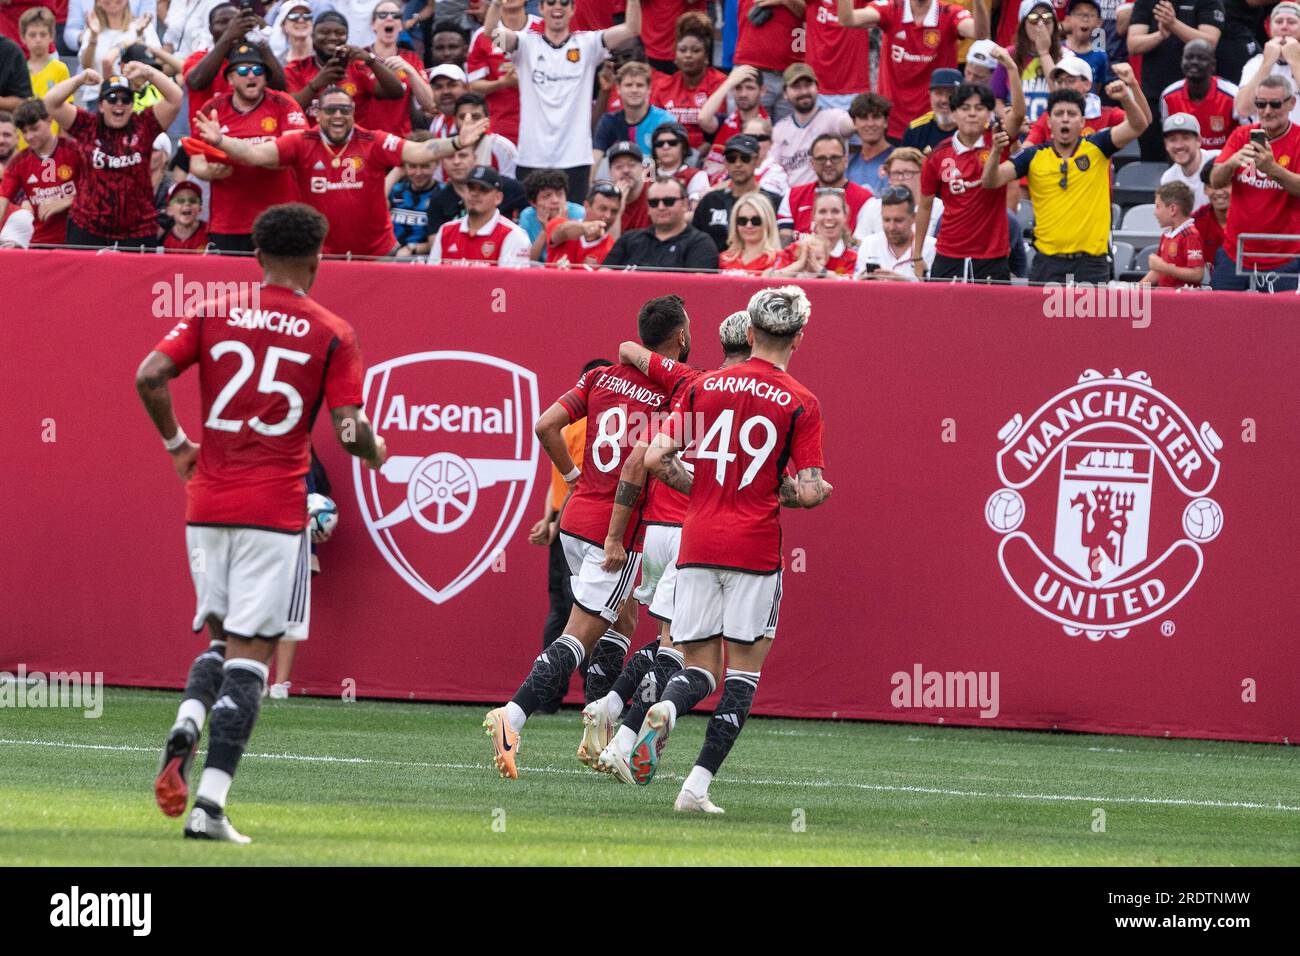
[151,274,262,320]
[0,665,103,718]
[49,886,151,936]
[890,664,1000,719]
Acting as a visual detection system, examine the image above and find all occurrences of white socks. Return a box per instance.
[602,691,623,721]
[195,767,233,809]
[661,699,678,731]
[175,698,206,733]
[613,724,637,757]
[504,701,527,733]
[683,765,714,796]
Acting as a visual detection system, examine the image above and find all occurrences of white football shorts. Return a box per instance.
[561,532,643,625]
[186,526,310,640]
[633,523,681,622]
[671,567,782,645]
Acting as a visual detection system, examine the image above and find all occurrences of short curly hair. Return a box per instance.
[252,203,329,258]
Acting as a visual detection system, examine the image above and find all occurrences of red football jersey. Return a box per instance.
[162,224,211,251]
[65,107,162,239]
[621,188,650,232]
[806,0,873,96]
[921,132,1010,259]
[643,352,703,525]
[206,90,308,235]
[703,105,770,175]
[273,126,405,257]
[1160,78,1240,151]
[1025,105,1124,146]
[733,0,802,72]
[1192,204,1226,267]
[1215,122,1300,268]
[778,180,873,238]
[1155,218,1205,287]
[545,216,615,267]
[776,240,858,275]
[718,248,782,272]
[556,363,670,549]
[641,0,707,61]
[153,284,365,532]
[651,68,727,150]
[183,50,231,120]
[572,0,623,31]
[284,57,377,125]
[355,49,422,135]
[872,0,970,140]
[666,357,825,574]
[0,137,80,245]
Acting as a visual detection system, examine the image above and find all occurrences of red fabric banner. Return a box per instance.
[4,250,1297,743]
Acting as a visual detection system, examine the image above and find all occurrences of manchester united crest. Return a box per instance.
[261,116,278,132]
[567,48,581,63]
[924,29,940,47]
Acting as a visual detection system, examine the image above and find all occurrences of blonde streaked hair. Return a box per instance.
[725,193,780,257]
[718,310,752,354]
[748,286,810,337]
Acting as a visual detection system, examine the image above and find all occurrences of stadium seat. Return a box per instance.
[1112,202,1121,227]
[1113,203,1163,248]
[1133,242,1160,274]
[1018,199,1035,236]
[1113,162,1168,207]
[1112,138,1141,171]
[1112,240,1135,273]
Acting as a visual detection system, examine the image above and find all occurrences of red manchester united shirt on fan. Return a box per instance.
[643,352,704,525]
[0,136,80,245]
[1214,122,1300,268]
[273,126,406,257]
[544,216,615,267]
[206,90,308,235]
[355,49,423,134]
[182,50,231,119]
[806,0,873,96]
[873,0,970,140]
[667,357,825,574]
[284,57,377,125]
[556,364,669,549]
[153,285,365,533]
[1160,77,1240,150]
[1155,217,1205,287]
[921,132,1011,259]
[65,107,162,239]
[430,210,531,266]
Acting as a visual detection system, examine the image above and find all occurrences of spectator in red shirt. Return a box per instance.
[733,0,806,122]
[192,85,489,258]
[1143,180,1205,286]
[1160,38,1240,151]
[358,0,426,135]
[543,178,623,267]
[184,4,287,120]
[806,0,872,111]
[159,179,210,252]
[835,0,984,141]
[285,12,404,125]
[717,189,784,271]
[651,11,726,152]
[189,43,308,253]
[699,64,769,180]
[772,185,860,276]
[466,0,536,145]
[43,65,181,247]
[608,139,650,232]
[641,0,708,73]
[778,132,873,242]
[1193,161,1230,269]
[0,98,79,245]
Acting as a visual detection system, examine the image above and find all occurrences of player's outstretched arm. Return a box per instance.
[136,350,199,481]
[330,405,387,470]
[795,466,833,508]
[645,432,692,495]
[603,441,648,571]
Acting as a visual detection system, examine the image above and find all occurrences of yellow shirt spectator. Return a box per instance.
[548,419,587,514]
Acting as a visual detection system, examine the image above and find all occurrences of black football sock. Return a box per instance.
[204,659,266,778]
[620,645,683,733]
[660,665,716,726]
[695,668,760,776]
[511,634,584,716]
[583,629,630,703]
[609,639,659,704]
[183,641,226,710]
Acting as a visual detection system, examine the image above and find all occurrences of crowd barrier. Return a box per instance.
[4,250,1298,743]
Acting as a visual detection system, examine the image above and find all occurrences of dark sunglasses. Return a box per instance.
[813,186,845,196]
[723,151,754,163]
[653,139,681,149]
[589,180,621,199]
[1254,99,1287,111]
[734,214,762,226]
[880,185,913,203]
[102,91,133,105]
[232,64,266,76]
[374,10,403,19]
[646,196,682,207]
[749,133,771,142]
[286,11,311,21]
[541,0,572,6]
[320,103,354,114]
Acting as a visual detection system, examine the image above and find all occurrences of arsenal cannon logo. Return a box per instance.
[986,370,1224,640]
[352,351,540,604]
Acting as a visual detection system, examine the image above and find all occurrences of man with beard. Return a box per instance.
[693,133,781,250]
[426,140,526,232]
[425,62,467,139]
[192,85,489,257]
[1160,38,1241,151]
[184,2,286,120]
[768,65,854,188]
[1159,112,1218,211]
[285,11,404,125]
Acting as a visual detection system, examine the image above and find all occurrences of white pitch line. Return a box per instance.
[2,737,1297,813]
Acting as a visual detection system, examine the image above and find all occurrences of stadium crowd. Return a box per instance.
[1,0,1299,288]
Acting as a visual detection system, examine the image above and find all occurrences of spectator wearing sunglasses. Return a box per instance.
[693,133,781,251]
[1208,73,1300,291]
[43,64,182,248]
[717,190,784,271]
[543,178,623,267]
[983,83,1148,283]
[742,115,789,195]
[271,1,315,65]
[188,43,308,254]
[159,179,211,251]
[603,175,719,270]
[428,163,532,266]
[650,121,709,207]
[1235,3,1300,127]
[358,0,427,135]
[183,3,287,121]
[778,132,872,244]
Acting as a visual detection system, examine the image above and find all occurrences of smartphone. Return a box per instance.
[1250,129,1268,148]
[863,262,880,274]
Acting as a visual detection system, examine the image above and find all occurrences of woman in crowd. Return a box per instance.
[772,187,859,277]
[361,0,427,134]
[272,1,315,65]
[718,193,784,272]
[651,12,727,153]
[999,1,1061,125]
[650,121,709,208]
[743,116,788,197]
[78,0,161,108]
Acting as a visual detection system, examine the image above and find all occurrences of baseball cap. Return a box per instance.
[121,43,157,68]
[428,63,468,83]
[99,74,132,99]
[965,39,999,71]
[930,68,963,90]
[1051,56,1094,83]
[225,43,266,71]
[1163,112,1202,137]
[782,63,817,87]
[466,165,503,190]
[606,140,643,163]
[653,121,689,145]
[1019,0,1055,21]
[723,133,761,158]
[167,180,203,202]
[1272,2,1300,22]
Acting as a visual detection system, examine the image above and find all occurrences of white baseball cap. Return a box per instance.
[1051,55,1094,84]
[1019,0,1056,21]
[966,39,999,71]
[427,64,468,83]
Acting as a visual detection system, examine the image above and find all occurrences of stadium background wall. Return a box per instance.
[4,251,1297,744]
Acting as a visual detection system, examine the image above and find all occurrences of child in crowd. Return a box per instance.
[390,130,439,257]
[21,7,69,136]
[1143,182,1204,288]
[160,181,210,252]
[1061,0,1110,91]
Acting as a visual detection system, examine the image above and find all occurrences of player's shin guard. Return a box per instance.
[609,639,659,704]
[660,665,716,726]
[695,668,760,775]
[177,640,226,730]
[203,658,267,783]
[583,629,630,703]
[511,634,584,716]
[620,645,683,736]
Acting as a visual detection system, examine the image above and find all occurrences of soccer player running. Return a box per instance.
[634,286,832,813]
[483,295,691,779]
[137,203,387,843]
[593,310,754,785]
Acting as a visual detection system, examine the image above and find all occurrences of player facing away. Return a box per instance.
[634,286,832,813]
[136,203,388,843]
[482,295,691,779]
[593,311,754,784]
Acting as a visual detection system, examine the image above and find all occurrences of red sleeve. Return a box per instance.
[324,326,366,409]
[873,0,897,32]
[790,396,825,472]
[1185,228,1204,266]
[1025,114,1048,146]
[1217,125,1248,164]
[656,386,692,446]
[556,369,592,421]
[154,314,202,372]
[543,216,570,246]
[275,130,304,166]
[67,107,95,138]
[466,34,490,74]
[0,159,21,202]
[348,61,377,96]
[947,3,972,33]
[139,108,164,144]
[646,352,689,390]
[920,150,940,196]
[374,130,408,168]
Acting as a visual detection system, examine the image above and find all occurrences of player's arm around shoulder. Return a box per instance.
[603,443,648,572]
[644,431,692,494]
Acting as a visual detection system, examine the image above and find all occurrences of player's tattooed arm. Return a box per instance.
[618,340,651,375]
[795,467,833,508]
[779,474,801,508]
[331,405,387,470]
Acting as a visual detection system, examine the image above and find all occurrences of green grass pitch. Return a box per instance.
[1,688,1297,866]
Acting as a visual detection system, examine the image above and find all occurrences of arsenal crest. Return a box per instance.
[986,370,1223,641]
[353,352,540,604]
[481,240,496,257]
[567,48,581,63]
[1210,115,1225,132]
